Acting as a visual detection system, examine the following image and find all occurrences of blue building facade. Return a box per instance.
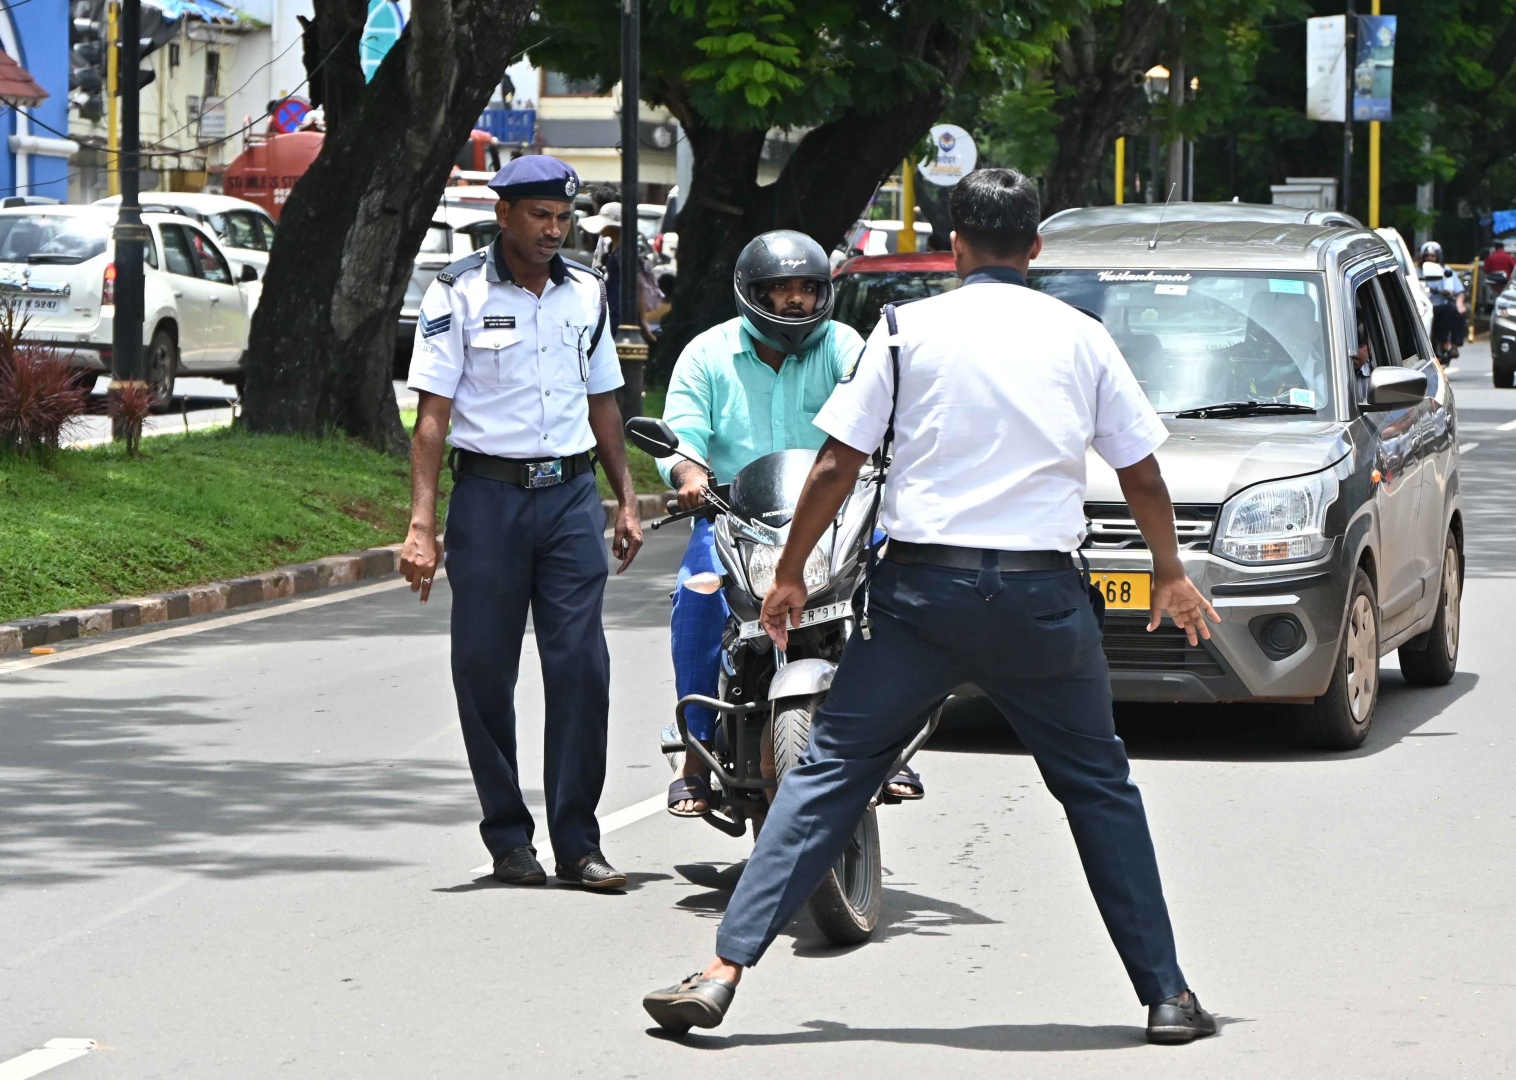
[1,0,75,199]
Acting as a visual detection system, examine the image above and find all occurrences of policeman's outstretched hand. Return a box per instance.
[401,524,443,604]
[761,575,809,651]
[1149,566,1221,646]
[612,505,644,574]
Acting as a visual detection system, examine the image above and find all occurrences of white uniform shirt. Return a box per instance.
[816,268,1167,551]
[406,244,623,458]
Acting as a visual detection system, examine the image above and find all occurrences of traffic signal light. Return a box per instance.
[69,2,105,120]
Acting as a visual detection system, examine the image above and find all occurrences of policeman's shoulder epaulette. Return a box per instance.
[560,257,603,281]
[435,249,488,287]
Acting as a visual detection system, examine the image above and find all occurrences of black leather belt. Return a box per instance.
[886,541,1073,573]
[452,449,593,488]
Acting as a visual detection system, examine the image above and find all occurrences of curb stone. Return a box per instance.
[1,495,678,658]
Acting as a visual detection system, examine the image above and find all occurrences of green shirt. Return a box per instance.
[656,318,866,487]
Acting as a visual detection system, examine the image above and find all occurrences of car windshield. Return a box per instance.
[833,270,960,336]
[0,215,110,264]
[1027,269,1334,414]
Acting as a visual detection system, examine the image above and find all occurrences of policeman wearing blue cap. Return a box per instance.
[400,154,644,891]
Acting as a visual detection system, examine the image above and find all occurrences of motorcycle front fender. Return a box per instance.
[767,657,836,701]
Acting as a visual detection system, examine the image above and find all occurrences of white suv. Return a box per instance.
[95,191,276,281]
[0,205,258,402]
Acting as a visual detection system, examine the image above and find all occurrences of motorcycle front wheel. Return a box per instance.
[770,694,883,946]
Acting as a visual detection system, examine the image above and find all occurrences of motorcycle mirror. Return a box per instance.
[625,416,680,458]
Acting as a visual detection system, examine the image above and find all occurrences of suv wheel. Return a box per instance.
[1301,568,1379,751]
[1398,535,1461,686]
[146,328,178,411]
[1494,367,1514,389]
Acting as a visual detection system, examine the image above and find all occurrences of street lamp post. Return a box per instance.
[615,0,645,421]
[1343,0,1357,214]
[110,0,148,439]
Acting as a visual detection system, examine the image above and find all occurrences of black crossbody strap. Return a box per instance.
[588,277,610,354]
[858,303,904,640]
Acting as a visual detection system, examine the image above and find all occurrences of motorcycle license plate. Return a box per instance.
[1089,571,1150,610]
[740,600,853,640]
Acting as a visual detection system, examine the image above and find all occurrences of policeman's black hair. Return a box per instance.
[949,168,1040,259]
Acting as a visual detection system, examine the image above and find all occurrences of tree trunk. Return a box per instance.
[1041,2,1171,216]
[654,22,979,375]
[242,0,533,454]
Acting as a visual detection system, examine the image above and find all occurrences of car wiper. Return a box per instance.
[1172,401,1319,419]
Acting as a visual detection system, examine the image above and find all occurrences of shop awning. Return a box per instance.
[0,49,48,108]
[142,0,250,23]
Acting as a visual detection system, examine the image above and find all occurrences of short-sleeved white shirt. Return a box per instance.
[816,268,1167,551]
[405,244,623,458]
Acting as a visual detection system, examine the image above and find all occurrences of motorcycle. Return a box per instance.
[626,416,936,945]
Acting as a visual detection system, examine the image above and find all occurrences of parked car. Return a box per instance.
[0,204,259,402]
[1037,216,1461,749]
[1041,201,1363,232]
[395,203,502,374]
[833,252,957,336]
[95,192,276,281]
[1489,285,1516,386]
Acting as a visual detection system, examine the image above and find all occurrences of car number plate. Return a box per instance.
[1089,571,1150,610]
[740,600,853,641]
[9,297,61,313]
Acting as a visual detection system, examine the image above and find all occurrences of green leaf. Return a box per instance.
[726,31,757,52]
[744,83,774,107]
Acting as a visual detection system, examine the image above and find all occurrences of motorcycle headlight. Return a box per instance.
[745,542,831,598]
[1215,470,1339,565]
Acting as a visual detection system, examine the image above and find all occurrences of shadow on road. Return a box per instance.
[927,670,1479,764]
[649,1016,1239,1051]
[0,692,481,891]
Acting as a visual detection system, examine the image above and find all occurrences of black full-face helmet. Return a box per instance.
[733,230,835,355]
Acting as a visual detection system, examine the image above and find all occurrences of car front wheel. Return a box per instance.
[1300,568,1379,751]
[1398,535,1461,686]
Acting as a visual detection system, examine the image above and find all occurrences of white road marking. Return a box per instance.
[1444,366,1460,374]
[0,577,411,677]
[469,793,666,876]
[1497,418,1516,431]
[1461,442,1480,454]
[0,1040,97,1079]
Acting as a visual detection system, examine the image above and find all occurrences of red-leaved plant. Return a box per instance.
[107,380,154,457]
[0,302,88,456]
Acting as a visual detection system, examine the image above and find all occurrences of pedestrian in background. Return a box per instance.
[643,168,1220,1043]
[400,155,644,891]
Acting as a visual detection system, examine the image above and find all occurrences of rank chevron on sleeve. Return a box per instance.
[420,313,452,338]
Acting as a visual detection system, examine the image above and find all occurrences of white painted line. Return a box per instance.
[1497,418,1516,431]
[469,792,667,875]
[1461,442,1480,454]
[0,1040,97,1079]
[0,577,412,677]
[1443,365,1460,374]
[70,415,232,449]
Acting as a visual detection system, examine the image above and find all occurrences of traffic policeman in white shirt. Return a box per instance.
[401,155,644,891]
[644,168,1222,1042]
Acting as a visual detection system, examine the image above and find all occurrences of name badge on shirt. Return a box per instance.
[483,316,516,330]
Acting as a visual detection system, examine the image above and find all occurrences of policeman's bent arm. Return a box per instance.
[1115,454,1184,579]
[774,437,870,586]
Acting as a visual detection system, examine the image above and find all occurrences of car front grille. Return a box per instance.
[1083,502,1219,551]
[1101,617,1225,677]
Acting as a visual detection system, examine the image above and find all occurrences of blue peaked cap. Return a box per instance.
[488,155,582,201]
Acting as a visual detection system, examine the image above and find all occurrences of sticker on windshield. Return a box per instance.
[1154,283,1189,296]
[1289,387,1317,408]
[1269,278,1307,294]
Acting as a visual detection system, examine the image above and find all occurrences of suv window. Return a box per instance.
[0,214,110,264]
[462,221,500,250]
[159,224,198,277]
[208,210,270,252]
[420,225,451,254]
[1378,270,1424,364]
[187,228,233,284]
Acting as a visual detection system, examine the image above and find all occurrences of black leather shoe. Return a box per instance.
[555,849,627,890]
[643,972,737,1034]
[492,845,546,886]
[1146,991,1218,1044]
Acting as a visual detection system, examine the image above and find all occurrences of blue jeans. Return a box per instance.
[671,519,729,743]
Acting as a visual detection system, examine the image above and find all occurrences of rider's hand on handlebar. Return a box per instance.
[672,462,709,512]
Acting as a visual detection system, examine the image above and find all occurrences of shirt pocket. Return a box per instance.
[559,321,592,388]
[465,327,525,387]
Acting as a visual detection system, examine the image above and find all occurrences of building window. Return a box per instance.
[203,50,220,100]
[169,44,180,68]
[542,71,600,96]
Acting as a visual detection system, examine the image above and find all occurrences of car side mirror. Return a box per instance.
[1360,366,1428,411]
[625,416,680,458]
[239,263,258,283]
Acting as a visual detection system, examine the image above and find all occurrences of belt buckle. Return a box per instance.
[525,460,564,488]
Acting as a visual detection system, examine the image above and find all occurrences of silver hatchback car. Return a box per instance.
[1031,215,1463,750]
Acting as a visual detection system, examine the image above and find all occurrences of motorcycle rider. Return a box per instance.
[659,230,924,815]
[1418,240,1466,361]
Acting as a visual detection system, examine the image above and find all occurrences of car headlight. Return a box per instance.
[745,542,831,598]
[1215,470,1339,564]
[1496,291,1516,317]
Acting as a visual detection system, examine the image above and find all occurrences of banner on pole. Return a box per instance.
[1306,16,1346,123]
[1354,15,1396,121]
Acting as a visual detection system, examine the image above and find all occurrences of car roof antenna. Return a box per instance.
[1148,183,1178,251]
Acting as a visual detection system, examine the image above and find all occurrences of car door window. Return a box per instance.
[420,225,451,254]
[210,211,262,251]
[1351,278,1397,403]
[463,221,500,250]
[188,229,233,284]
[1378,270,1425,364]
[159,224,198,277]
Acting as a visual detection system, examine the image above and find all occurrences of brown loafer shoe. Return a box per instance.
[643,972,736,1034]
[555,849,627,890]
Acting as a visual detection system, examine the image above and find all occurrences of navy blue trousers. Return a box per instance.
[443,470,610,864]
[716,558,1188,1005]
